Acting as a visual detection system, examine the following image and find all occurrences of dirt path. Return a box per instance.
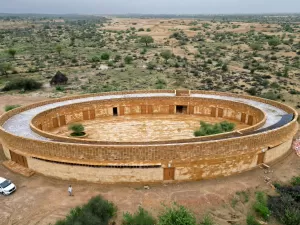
[0,150,299,225]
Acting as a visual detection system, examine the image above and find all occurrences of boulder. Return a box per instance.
[50,71,68,86]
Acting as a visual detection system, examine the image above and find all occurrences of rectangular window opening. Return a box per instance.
[176,105,187,114]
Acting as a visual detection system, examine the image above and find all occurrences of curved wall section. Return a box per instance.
[30,97,266,144]
[0,90,298,183]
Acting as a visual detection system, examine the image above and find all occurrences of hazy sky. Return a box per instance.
[1,0,300,14]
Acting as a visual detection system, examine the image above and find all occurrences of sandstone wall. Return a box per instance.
[30,97,266,144]
[0,90,298,183]
[27,157,163,183]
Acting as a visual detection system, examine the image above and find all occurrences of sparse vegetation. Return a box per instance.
[2,78,42,91]
[268,178,300,225]
[0,15,298,110]
[158,203,196,225]
[4,104,21,112]
[194,121,235,137]
[253,192,270,221]
[122,207,156,225]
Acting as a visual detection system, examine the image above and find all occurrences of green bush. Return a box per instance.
[253,192,270,221]
[55,195,117,225]
[2,78,42,91]
[247,87,257,96]
[158,203,196,225]
[122,207,156,225]
[4,104,21,112]
[221,64,228,72]
[246,215,261,225]
[56,86,65,92]
[260,91,280,100]
[101,52,110,60]
[199,215,215,225]
[253,202,270,221]
[124,55,133,64]
[68,123,85,136]
[155,78,167,89]
[147,62,156,70]
[91,55,101,62]
[291,176,300,186]
[194,121,235,137]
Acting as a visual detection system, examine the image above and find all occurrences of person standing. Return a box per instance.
[68,185,73,196]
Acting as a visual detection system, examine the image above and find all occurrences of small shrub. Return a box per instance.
[260,91,280,100]
[246,215,261,225]
[122,207,156,225]
[101,52,110,60]
[247,87,257,96]
[291,176,300,186]
[56,86,65,92]
[253,192,270,221]
[253,202,270,221]
[155,78,167,89]
[124,55,133,64]
[199,214,215,225]
[147,62,156,70]
[289,89,300,95]
[5,104,21,112]
[158,203,196,225]
[270,55,277,60]
[114,54,122,62]
[68,123,85,136]
[92,55,101,62]
[2,78,42,91]
[221,64,228,72]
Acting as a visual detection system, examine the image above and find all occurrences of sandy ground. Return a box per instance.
[0,94,48,114]
[0,149,299,225]
[52,115,247,142]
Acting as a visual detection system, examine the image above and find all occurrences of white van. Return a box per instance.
[0,177,16,195]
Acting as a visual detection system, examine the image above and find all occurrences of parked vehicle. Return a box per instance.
[0,177,16,195]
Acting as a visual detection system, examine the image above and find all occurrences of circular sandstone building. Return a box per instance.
[0,90,298,183]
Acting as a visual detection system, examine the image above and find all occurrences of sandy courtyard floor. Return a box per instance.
[51,115,248,142]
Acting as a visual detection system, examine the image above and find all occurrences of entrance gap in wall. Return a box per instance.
[113,107,118,116]
[257,152,266,165]
[163,167,175,180]
[176,105,187,114]
[10,150,28,168]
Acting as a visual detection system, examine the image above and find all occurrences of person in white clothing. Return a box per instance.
[68,185,73,196]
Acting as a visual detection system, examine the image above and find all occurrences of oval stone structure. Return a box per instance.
[0,90,298,183]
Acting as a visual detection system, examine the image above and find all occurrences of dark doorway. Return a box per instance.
[176,105,187,114]
[113,107,118,116]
